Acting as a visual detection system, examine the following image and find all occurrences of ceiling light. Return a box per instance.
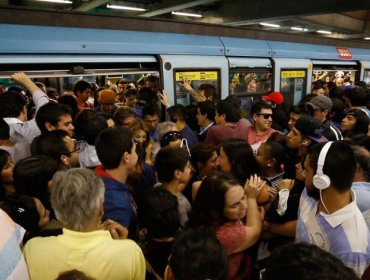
[36,0,72,3]
[260,22,280,28]
[364,37,370,40]
[171,11,202,18]
[290,27,308,31]
[106,4,146,11]
[317,30,332,35]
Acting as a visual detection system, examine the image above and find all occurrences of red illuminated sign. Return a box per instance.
[336,47,352,59]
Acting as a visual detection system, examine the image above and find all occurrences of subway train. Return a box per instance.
[0,22,370,109]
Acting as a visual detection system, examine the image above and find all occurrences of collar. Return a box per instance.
[319,190,358,228]
[3,117,23,124]
[199,122,214,135]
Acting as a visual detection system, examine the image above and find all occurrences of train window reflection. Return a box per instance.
[280,69,307,106]
[364,70,370,86]
[229,69,272,118]
[173,69,220,106]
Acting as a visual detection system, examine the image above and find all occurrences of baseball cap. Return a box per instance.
[306,95,332,111]
[294,115,327,143]
[263,92,284,105]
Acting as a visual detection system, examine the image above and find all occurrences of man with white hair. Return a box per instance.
[23,169,145,280]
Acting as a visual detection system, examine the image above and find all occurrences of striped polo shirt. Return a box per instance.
[296,188,370,277]
[0,209,29,280]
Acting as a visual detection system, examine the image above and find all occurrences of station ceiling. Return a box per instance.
[4,0,370,42]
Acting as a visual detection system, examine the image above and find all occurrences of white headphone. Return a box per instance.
[313,141,333,190]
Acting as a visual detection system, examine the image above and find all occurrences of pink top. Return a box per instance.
[216,221,248,280]
[205,120,250,147]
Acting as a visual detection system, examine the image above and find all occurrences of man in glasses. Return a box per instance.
[247,101,277,154]
[35,130,80,169]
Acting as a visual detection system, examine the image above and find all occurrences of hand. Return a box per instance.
[99,219,128,240]
[278,179,295,191]
[182,78,193,92]
[158,89,170,107]
[11,72,32,85]
[267,187,278,200]
[245,174,264,198]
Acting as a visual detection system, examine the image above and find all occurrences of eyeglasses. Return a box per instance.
[256,113,273,119]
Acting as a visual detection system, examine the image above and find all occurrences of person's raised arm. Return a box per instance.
[11,72,41,95]
[233,175,264,253]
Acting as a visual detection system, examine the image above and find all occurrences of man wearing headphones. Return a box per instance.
[296,141,370,277]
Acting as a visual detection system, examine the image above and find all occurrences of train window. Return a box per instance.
[0,61,159,95]
[280,69,307,105]
[312,67,357,86]
[364,70,370,86]
[173,69,220,105]
[229,69,272,118]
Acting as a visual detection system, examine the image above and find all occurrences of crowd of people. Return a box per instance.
[0,72,370,280]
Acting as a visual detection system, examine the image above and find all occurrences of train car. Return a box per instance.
[0,22,369,110]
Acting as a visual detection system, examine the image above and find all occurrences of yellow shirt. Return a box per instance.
[23,228,145,280]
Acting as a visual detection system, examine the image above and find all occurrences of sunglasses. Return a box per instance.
[256,113,273,119]
[160,131,182,147]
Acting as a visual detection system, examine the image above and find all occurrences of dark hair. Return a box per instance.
[0,194,41,239]
[289,104,312,116]
[190,142,217,172]
[351,145,370,182]
[329,97,346,124]
[46,87,58,99]
[198,84,218,101]
[141,104,160,118]
[145,75,159,84]
[0,149,12,199]
[167,104,186,122]
[189,171,240,229]
[263,140,287,172]
[138,188,179,238]
[36,102,73,134]
[154,146,189,183]
[216,99,240,123]
[0,118,10,140]
[250,101,272,116]
[57,95,79,120]
[73,109,96,140]
[0,90,28,118]
[344,109,369,137]
[116,78,127,86]
[95,127,133,169]
[14,155,58,210]
[197,101,216,122]
[113,107,135,127]
[169,228,228,280]
[221,139,260,185]
[82,116,108,145]
[56,269,95,280]
[307,141,356,192]
[73,80,93,95]
[125,88,137,97]
[35,130,70,163]
[262,243,358,280]
[344,87,367,107]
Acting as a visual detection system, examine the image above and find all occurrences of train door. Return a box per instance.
[273,58,311,107]
[311,60,359,88]
[360,61,370,85]
[159,55,228,106]
[227,57,272,117]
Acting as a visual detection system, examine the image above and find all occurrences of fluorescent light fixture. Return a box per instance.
[171,11,202,18]
[36,0,72,3]
[364,37,370,40]
[260,22,280,28]
[317,30,332,34]
[290,27,308,31]
[106,4,146,11]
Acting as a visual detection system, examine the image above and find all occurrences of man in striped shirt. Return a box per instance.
[296,141,370,277]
